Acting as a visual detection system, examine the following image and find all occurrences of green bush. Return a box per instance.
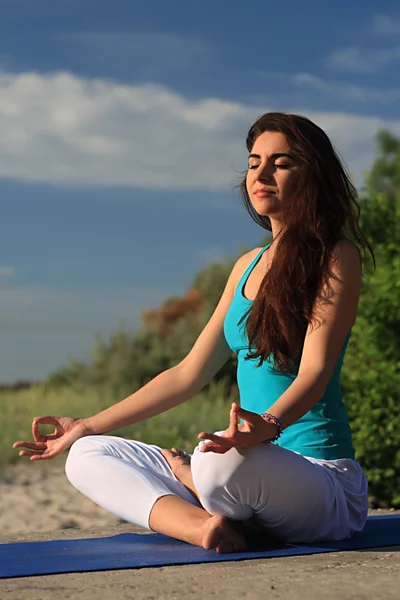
[340,132,400,506]
[1,379,238,466]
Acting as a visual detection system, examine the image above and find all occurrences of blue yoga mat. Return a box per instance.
[1,515,399,579]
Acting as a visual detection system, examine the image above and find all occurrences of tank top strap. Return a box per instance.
[235,242,272,298]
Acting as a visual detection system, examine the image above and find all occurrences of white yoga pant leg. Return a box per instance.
[65,435,200,530]
[66,434,364,543]
[191,442,356,543]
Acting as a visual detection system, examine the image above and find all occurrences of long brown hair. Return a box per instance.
[237,112,375,373]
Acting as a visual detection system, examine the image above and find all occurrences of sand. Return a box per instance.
[1,460,399,599]
[0,459,121,535]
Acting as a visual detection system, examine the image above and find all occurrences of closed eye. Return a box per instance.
[248,163,290,170]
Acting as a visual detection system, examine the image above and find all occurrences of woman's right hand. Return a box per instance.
[13,416,92,461]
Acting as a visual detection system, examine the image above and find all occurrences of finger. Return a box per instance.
[45,432,60,441]
[32,416,58,442]
[229,431,257,444]
[30,451,56,461]
[13,441,28,448]
[32,426,46,442]
[13,441,47,450]
[30,446,60,460]
[236,406,260,423]
[198,432,234,447]
[228,403,239,433]
[200,443,230,454]
[17,450,44,457]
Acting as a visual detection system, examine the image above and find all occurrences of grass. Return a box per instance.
[1,379,237,465]
[3,378,398,509]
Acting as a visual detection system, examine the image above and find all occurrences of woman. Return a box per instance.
[13,113,375,554]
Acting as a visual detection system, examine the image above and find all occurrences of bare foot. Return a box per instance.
[161,448,200,502]
[201,515,247,554]
[161,448,247,553]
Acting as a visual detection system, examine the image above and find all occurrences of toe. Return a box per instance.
[161,449,175,460]
[171,447,184,455]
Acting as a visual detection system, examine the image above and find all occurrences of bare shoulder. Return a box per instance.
[237,246,265,263]
[232,246,265,282]
[333,238,360,257]
[320,239,362,305]
[330,239,361,274]
[175,246,266,392]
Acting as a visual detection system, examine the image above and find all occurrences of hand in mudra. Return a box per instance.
[13,416,90,461]
[197,402,278,454]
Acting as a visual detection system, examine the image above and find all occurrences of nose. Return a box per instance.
[254,161,275,183]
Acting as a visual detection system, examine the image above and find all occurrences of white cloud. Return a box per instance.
[371,14,400,37]
[1,70,400,190]
[292,73,400,103]
[326,45,400,73]
[0,71,250,190]
[0,266,15,277]
[309,111,400,185]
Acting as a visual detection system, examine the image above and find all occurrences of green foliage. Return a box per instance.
[1,379,237,466]
[46,259,239,395]
[341,130,400,507]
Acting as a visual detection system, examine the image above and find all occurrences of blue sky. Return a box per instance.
[1,0,400,382]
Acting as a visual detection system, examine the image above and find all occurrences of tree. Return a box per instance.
[342,130,400,506]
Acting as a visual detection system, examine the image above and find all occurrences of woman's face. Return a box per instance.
[246,130,300,216]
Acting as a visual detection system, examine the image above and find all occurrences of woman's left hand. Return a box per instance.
[197,402,278,453]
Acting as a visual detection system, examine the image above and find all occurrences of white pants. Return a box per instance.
[65,434,368,543]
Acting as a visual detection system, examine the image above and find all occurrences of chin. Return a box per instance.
[251,203,280,218]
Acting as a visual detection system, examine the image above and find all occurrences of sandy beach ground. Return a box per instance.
[0,459,122,536]
[1,459,399,599]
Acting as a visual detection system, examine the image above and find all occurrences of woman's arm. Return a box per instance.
[85,251,260,435]
[14,249,266,460]
[196,240,363,454]
[85,366,199,434]
[266,239,362,429]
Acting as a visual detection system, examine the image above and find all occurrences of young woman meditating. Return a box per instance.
[13,112,375,554]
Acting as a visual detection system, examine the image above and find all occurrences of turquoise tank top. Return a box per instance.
[223,243,355,460]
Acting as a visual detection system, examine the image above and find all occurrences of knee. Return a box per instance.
[65,435,101,485]
[191,447,245,512]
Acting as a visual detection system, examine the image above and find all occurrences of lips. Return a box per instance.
[254,189,276,196]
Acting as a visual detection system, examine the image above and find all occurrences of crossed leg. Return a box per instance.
[65,435,246,553]
[66,434,351,554]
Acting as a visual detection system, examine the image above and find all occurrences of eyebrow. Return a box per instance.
[248,152,295,160]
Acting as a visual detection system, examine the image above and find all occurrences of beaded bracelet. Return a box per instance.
[260,413,283,443]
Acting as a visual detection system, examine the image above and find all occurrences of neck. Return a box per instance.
[268,215,286,240]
